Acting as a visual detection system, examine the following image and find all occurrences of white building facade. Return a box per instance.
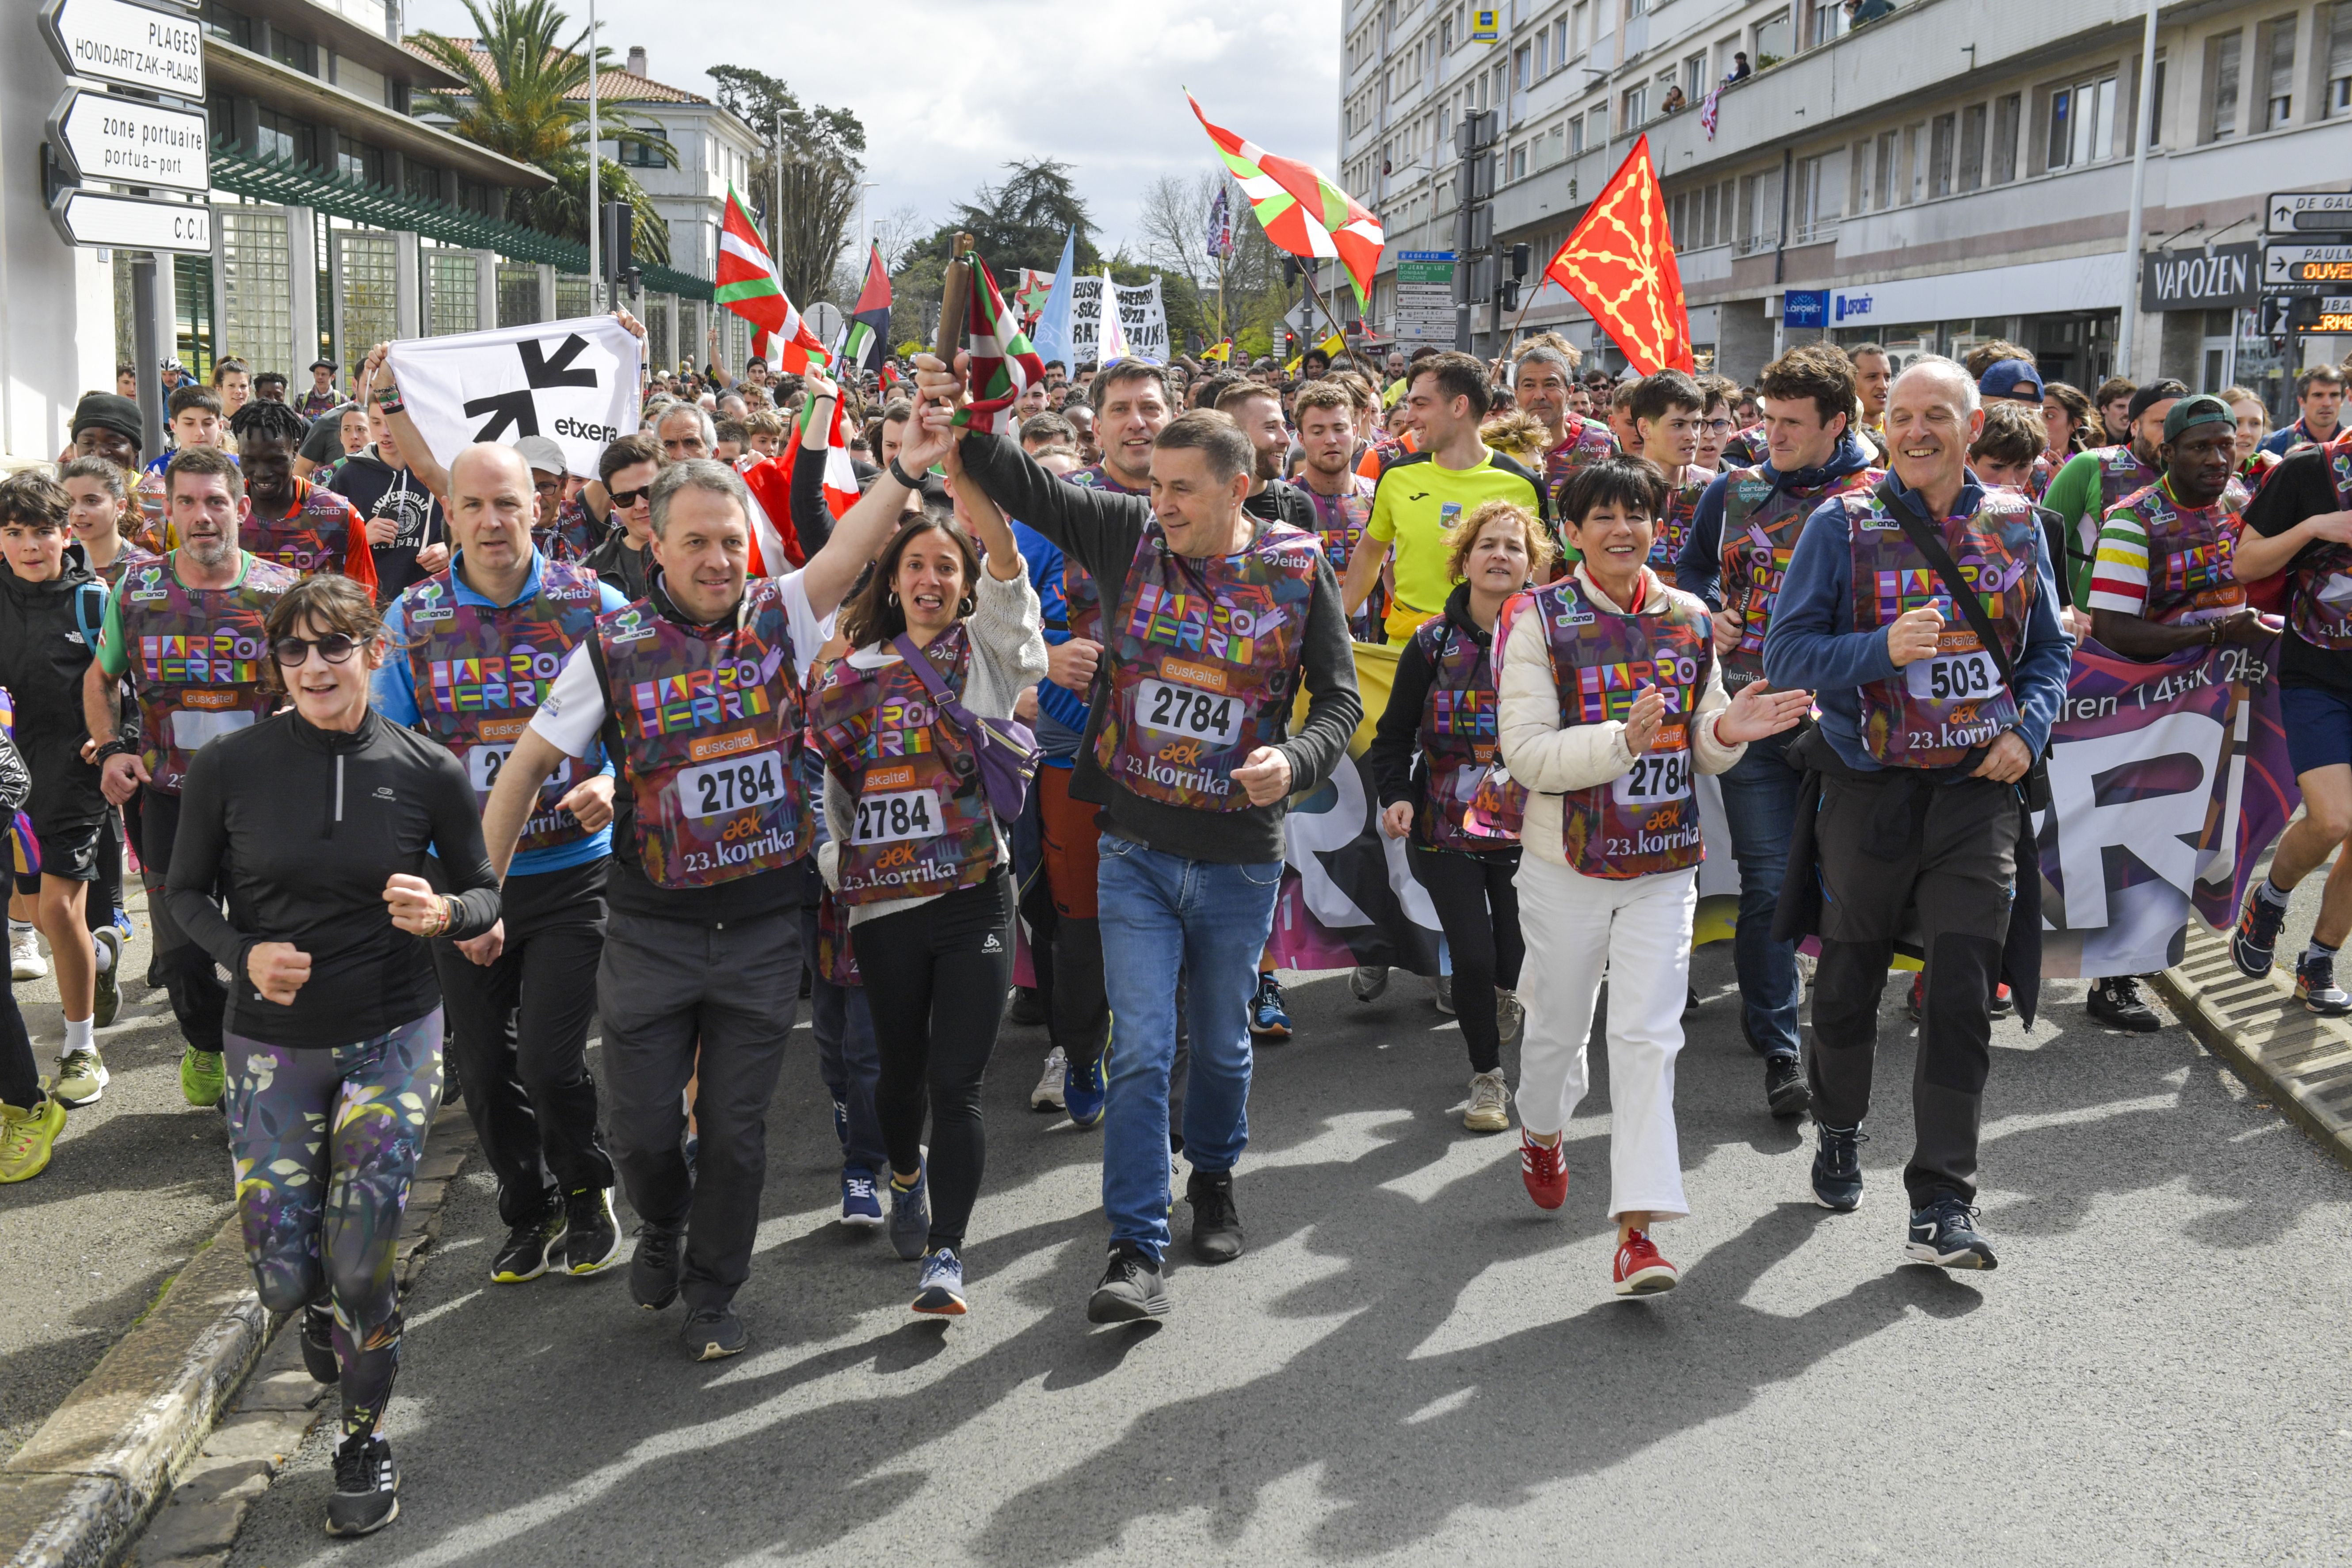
[1338,0,2352,412]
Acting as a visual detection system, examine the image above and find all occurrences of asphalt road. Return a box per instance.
[221,934,2352,1568]
[0,889,235,1464]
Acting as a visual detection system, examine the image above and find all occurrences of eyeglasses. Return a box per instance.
[607,485,652,508]
[272,633,360,667]
[1701,418,1735,433]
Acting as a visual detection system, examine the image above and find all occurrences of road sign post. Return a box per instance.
[46,87,210,195]
[2264,244,2352,289]
[2268,191,2352,236]
[50,188,212,253]
[38,0,205,101]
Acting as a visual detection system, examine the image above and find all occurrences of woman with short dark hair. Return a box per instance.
[166,573,499,1538]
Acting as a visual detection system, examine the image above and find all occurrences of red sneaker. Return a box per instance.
[1519,1132,1567,1210]
[1612,1229,1679,1296]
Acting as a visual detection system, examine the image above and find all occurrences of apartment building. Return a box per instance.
[1337,0,2352,412]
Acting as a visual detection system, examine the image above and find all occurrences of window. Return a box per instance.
[335,135,384,187]
[1958,103,1986,191]
[2149,55,2167,143]
[1536,31,1548,77]
[269,27,316,76]
[2209,30,2242,140]
[2331,2,2352,114]
[200,1,254,48]
[256,107,314,166]
[1572,1,1588,53]
[405,162,443,203]
[1739,167,1782,253]
[1929,112,1956,195]
[1701,182,1718,248]
[2262,15,2299,127]
[1511,143,1527,179]
[1477,72,1488,110]
[1686,53,1706,102]
[1557,18,1569,65]
[1872,129,1896,210]
[1807,0,1843,48]
[2048,73,2117,168]
[1991,92,2021,180]
[1569,113,1586,153]
[1514,45,1530,89]
[1624,86,1647,126]
[1441,15,1452,51]
[1794,153,1834,241]
[1754,7,1793,67]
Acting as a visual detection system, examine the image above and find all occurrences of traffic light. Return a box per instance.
[1510,243,1532,279]
[600,201,639,292]
[1499,277,1520,311]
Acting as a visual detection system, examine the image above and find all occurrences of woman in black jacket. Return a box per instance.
[1365,500,1548,1134]
[167,573,499,1540]
[0,471,118,1106]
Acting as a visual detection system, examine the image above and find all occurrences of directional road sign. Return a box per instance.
[2268,191,2352,234]
[2265,243,2352,288]
[50,188,212,253]
[47,87,209,195]
[39,0,206,100]
[2285,294,2352,335]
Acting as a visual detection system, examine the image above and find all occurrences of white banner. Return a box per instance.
[1113,277,1170,362]
[388,315,643,480]
[1067,276,1105,366]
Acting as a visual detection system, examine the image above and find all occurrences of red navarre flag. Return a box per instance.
[1543,137,1694,375]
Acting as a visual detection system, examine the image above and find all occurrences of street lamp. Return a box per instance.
[858,180,880,271]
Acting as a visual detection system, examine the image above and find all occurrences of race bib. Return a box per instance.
[1612,748,1692,805]
[677,748,785,819]
[851,788,945,845]
[170,708,255,749]
[1138,676,1244,748]
[1906,649,2003,703]
[465,744,572,794]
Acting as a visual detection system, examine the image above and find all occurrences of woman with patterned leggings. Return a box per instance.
[166,574,498,1538]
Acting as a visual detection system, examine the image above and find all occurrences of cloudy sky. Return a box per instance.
[401,0,1344,255]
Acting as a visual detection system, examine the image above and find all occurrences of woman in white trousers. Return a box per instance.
[1498,457,1811,1295]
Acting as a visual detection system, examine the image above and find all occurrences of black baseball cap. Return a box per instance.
[2127,379,2191,423]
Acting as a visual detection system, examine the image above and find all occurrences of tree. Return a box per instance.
[706,65,866,307]
[409,0,673,261]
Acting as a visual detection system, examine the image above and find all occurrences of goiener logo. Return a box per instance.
[410,580,454,622]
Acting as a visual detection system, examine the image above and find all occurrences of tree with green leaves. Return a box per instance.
[410,0,673,262]
[707,65,866,308]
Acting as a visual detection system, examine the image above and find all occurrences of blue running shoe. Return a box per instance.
[841,1168,883,1229]
[2232,884,2288,978]
[1811,1121,1867,1212]
[1906,1195,1998,1270]
[111,908,133,940]
[888,1162,930,1261]
[1249,973,1292,1041]
[1064,1050,1107,1128]
[913,1246,967,1315]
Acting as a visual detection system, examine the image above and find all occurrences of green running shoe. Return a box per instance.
[53,1046,107,1108]
[181,1046,226,1108]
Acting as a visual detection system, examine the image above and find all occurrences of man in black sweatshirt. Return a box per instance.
[914,354,1362,1322]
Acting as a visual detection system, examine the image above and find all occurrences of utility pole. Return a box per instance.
[2117,0,2161,378]
[1454,108,1498,354]
[774,109,786,297]
[586,0,600,312]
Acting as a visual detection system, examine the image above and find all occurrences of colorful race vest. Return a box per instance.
[2112,479,2249,628]
[1536,572,1711,879]
[535,496,604,563]
[1648,468,1714,570]
[598,576,809,889]
[2028,452,2058,502]
[1414,609,1521,848]
[116,552,299,795]
[242,478,360,577]
[1717,462,1882,689]
[2092,444,2159,526]
[1094,523,1319,811]
[1542,416,1617,518]
[2290,434,2352,649]
[1842,488,2038,769]
[1060,462,1144,645]
[1302,476,1387,637]
[810,625,999,905]
[404,560,604,854]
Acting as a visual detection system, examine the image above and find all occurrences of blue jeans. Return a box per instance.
[801,902,885,1179]
[1097,835,1283,1263]
[1716,725,1803,1060]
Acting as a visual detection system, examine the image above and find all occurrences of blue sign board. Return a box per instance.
[1782,290,1830,328]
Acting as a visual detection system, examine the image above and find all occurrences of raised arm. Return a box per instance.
[360,343,450,500]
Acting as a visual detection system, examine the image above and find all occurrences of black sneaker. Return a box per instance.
[2232,885,2289,977]
[1683,984,1700,1017]
[1905,1195,1998,1270]
[2086,974,2164,1032]
[1185,1169,1244,1263]
[629,1223,684,1310]
[1764,1054,1811,1118]
[1086,1243,1170,1323]
[1811,1121,1867,1212]
[324,1434,399,1537]
[2297,950,2352,1016]
[300,1301,337,1384]
[491,1201,566,1284]
[1007,986,1047,1027]
[681,1304,747,1360]
[562,1186,624,1275]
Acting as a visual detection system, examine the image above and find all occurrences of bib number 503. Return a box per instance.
[1908,650,2000,703]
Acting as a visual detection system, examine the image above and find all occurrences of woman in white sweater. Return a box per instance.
[1499,457,1811,1297]
[812,453,1045,1317]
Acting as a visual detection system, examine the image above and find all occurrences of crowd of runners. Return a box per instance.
[4,312,2349,1538]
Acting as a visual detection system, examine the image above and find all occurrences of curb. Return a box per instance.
[0,1105,475,1568]
[2154,921,2352,1172]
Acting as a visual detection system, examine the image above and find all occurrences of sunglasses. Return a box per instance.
[273,633,361,667]
[607,485,652,508]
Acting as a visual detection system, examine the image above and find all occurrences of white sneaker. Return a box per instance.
[1349,964,1389,1002]
[1463,1069,1512,1133]
[1030,1048,1067,1110]
[1494,988,1525,1045]
[10,928,45,983]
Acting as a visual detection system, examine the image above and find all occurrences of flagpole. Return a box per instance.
[586,0,599,312]
[1299,265,1351,351]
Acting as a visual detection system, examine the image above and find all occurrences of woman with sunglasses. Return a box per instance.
[165,573,499,1539]
[812,437,1045,1317]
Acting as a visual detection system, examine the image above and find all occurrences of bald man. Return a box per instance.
[1762,355,2072,1274]
[370,442,636,1285]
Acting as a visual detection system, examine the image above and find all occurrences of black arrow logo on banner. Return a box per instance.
[463,333,600,441]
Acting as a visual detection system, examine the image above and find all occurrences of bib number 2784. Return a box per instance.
[1139,677,1243,747]
[679,750,784,818]
[1612,750,1690,805]
[852,788,944,844]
